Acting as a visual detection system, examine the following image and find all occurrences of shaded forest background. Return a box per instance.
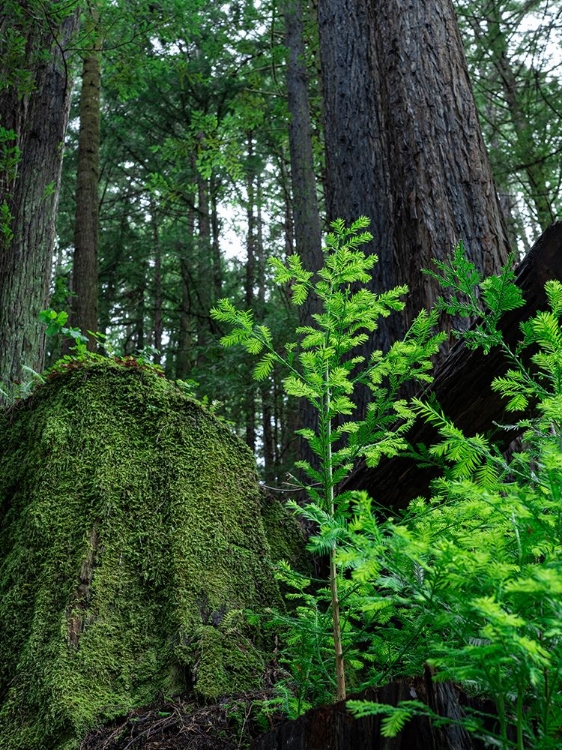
[1,0,562,481]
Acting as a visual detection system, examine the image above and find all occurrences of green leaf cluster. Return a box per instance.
[425,242,524,353]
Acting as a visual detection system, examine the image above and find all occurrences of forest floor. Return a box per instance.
[80,690,276,750]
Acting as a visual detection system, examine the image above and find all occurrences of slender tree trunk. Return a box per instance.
[0,6,80,394]
[176,255,194,380]
[177,161,197,380]
[283,0,326,471]
[484,8,554,231]
[152,208,163,364]
[70,4,101,350]
[176,201,196,380]
[210,175,222,304]
[196,174,212,366]
[98,215,123,348]
[317,0,510,407]
[245,133,257,453]
[279,156,295,258]
[255,177,274,477]
[256,177,266,314]
[135,267,146,351]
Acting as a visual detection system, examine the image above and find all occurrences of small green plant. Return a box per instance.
[40,311,165,373]
[0,364,45,404]
[39,309,90,356]
[212,217,445,703]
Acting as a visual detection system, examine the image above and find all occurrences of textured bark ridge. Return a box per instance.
[67,525,99,648]
[344,222,562,510]
[0,362,307,750]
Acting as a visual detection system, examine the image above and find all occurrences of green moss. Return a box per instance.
[259,488,311,574]
[0,361,296,749]
[184,610,268,701]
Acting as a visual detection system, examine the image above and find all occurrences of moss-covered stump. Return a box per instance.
[0,361,302,750]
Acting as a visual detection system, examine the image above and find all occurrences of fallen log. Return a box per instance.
[344,222,562,511]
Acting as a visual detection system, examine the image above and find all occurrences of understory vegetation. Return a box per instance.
[1,218,561,750]
[215,219,562,749]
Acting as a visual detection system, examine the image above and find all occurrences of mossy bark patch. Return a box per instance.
[0,362,291,749]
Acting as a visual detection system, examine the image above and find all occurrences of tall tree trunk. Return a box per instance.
[210,175,222,304]
[135,265,146,352]
[70,3,101,350]
[283,0,323,284]
[245,133,257,453]
[0,5,80,394]
[317,0,510,402]
[279,155,295,257]
[176,202,197,381]
[196,174,212,366]
[256,176,274,478]
[284,0,325,472]
[177,160,197,380]
[152,207,163,364]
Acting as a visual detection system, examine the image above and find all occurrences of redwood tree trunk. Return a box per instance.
[317,0,510,401]
[0,5,80,394]
[284,0,324,463]
[70,5,101,349]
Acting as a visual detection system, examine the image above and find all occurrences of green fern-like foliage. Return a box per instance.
[346,258,562,749]
[212,217,445,708]
[216,232,562,747]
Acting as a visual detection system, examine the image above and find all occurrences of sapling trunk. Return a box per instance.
[211,217,443,712]
[330,549,346,701]
[324,368,346,701]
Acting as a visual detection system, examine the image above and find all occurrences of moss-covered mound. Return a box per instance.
[0,361,300,750]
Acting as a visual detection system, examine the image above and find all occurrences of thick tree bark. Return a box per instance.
[0,5,80,393]
[345,222,562,511]
[70,5,101,350]
[317,0,510,409]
